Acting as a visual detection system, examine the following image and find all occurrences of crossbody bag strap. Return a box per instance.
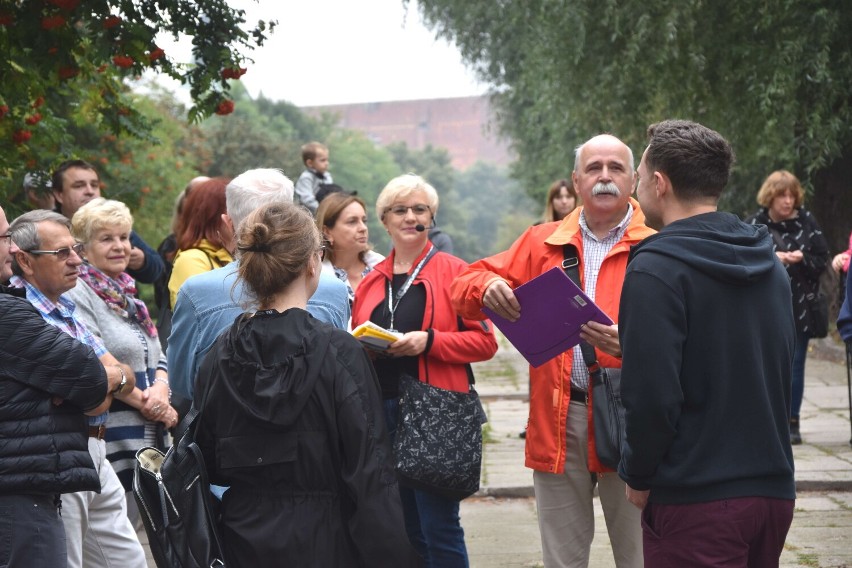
[562,244,601,372]
[766,226,787,251]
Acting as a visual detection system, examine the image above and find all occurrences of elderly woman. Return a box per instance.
[194,202,417,567]
[316,192,384,307]
[352,174,497,567]
[542,178,579,223]
[168,176,233,308]
[67,198,178,519]
[746,170,829,445]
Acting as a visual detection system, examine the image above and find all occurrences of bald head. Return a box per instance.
[574,134,634,174]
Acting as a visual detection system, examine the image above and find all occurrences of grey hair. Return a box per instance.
[9,209,71,276]
[225,169,294,234]
[573,136,635,174]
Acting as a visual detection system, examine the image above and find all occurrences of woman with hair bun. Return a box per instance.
[193,202,416,567]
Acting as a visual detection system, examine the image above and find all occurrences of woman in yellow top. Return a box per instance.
[168,177,234,308]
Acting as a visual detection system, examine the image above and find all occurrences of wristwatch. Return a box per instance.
[111,366,130,395]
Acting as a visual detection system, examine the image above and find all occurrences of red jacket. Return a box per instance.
[450,200,655,472]
[353,246,497,393]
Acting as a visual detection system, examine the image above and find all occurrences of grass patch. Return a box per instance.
[796,552,819,567]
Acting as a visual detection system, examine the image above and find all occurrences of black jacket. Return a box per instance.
[745,207,829,335]
[0,286,107,495]
[618,212,796,504]
[194,308,417,567]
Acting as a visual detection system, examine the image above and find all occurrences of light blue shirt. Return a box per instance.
[167,262,349,400]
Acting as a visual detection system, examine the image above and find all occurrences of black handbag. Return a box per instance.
[807,290,829,338]
[562,245,626,470]
[133,375,226,568]
[583,345,625,470]
[394,375,487,501]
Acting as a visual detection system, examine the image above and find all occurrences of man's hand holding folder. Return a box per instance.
[482,279,522,322]
[481,267,618,367]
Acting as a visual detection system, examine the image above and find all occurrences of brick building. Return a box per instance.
[302,95,513,171]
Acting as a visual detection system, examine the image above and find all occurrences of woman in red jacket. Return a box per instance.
[352,173,497,568]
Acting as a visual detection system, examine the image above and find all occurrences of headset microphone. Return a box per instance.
[414,224,426,232]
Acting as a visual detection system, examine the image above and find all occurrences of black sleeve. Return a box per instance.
[333,335,419,566]
[0,296,107,411]
[617,266,684,490]
[127,230,165,283]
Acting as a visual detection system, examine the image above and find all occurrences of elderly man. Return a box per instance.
[451,134,653,567]
[168,168,349,401]
[0,204,109,567]
[51,159,163,283]
[619,120,795,565]
[9,210,148,568]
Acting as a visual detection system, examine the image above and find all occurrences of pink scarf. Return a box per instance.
[77,262,158,338]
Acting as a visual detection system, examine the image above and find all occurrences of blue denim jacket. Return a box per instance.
[167,262,349,400]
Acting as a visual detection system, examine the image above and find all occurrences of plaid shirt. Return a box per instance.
[570,205,634,390]
[10,277,108,425]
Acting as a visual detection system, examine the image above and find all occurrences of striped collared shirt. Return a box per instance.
[570,204,634,390]
[10,276,108,425]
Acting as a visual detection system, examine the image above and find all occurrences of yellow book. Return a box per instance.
[352,321,403,351]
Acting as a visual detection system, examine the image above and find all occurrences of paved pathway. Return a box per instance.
[141,335,852,567]
[462,335,852,567]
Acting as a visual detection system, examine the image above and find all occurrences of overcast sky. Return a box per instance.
[159,0,487,107]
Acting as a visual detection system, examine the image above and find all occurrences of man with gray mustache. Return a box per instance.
[452,134,654,567]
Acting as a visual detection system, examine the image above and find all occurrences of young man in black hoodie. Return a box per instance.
[618,120,796,566]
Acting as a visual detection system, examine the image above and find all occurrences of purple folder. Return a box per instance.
[482,266,613,368]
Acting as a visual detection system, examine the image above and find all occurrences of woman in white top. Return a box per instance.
[316,193,384,309]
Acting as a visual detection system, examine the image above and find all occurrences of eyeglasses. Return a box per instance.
[25,242,85,261]
[386,204,431,217]
[0,233,11,246]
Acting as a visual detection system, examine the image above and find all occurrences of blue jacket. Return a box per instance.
[167,262,349,400]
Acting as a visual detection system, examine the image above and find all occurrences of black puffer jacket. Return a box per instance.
[0,286,107,495]
[195,308,417,568]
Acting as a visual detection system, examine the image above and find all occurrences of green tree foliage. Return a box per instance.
[0,0,275,199]
[454,161,536,261]
[412,0,852,248]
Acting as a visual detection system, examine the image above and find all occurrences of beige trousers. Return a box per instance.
[533,399,643,568]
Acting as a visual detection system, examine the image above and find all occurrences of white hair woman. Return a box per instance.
[67,197,177,522]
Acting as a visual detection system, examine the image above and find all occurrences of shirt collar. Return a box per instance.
[579,203,634,243]
[9,275,77,318]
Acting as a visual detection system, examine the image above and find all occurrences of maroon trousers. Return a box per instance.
[641,497,795,568]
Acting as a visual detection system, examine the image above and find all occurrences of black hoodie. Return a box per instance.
[194,308,417,567]
[617,212,796,504]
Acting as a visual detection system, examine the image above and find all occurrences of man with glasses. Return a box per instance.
[8,209,148,568]
[51,159,164,284]
[0,204,109,566]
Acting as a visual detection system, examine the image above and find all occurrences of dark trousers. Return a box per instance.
[642,497,794,567]
[0,493,67,568]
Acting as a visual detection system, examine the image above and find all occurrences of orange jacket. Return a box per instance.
[353,245,497,393]
[451,200,655,473]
